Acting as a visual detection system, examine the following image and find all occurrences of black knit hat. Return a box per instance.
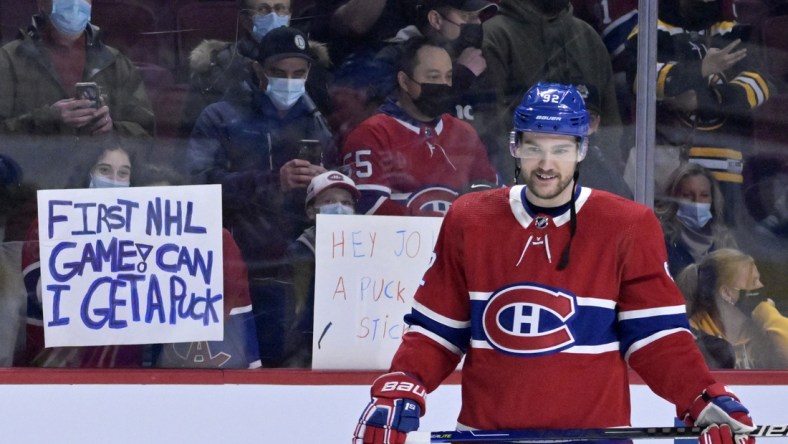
[256,27,313,65]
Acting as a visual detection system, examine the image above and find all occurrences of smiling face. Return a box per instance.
[518,132,581,207]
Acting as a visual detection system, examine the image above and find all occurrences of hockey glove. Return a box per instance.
[683,383,756,444]
[353,372,427,444]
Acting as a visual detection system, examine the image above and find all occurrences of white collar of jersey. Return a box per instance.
[393,116,444,136]
[508,185,592,229]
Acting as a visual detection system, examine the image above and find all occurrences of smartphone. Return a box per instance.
[297,139,322,165]
[75,82,103,109]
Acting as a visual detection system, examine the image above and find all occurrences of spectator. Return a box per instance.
[572,81,632,198]
[677,248,788,368]
[133,164,262,369]
[284,170,360,367]
[310,0,416,65]
[179,0,333,137]
[326,54,391,149]
[353,82,755,444]
[737,154,788,311]
[656,162,738,278]
[187,27,331,367]
[0,154,28,367]
[0,0,154,140]
[375,0,499,122]
[623,0,772,225]
[477,0,623,181]
[341,37,498,216]
[20,137,144,367]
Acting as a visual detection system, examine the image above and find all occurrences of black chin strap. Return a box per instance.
[557,169,580,271]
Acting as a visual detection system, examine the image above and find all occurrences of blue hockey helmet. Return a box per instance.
[510,82,590,160]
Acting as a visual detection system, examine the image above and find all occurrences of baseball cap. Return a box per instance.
[306,171,361,206]
[424,0,498,15]
[256,27,313,65]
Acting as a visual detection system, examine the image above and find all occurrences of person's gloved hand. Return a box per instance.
[353,372,427,444]
[682,383,756,444]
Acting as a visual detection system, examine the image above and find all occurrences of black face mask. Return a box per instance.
[410,80,454,119]
[454,23,483,50]
[531,0,569,16]
[734,288,766,315]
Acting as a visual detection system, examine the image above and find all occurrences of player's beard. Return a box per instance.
[524,168,575,203]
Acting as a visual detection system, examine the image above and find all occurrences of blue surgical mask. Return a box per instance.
[89,174,130,189]
[676,201,712,230]
[50,0,91,37]
[318,203,354,215]
[265,76,306,110]
[252,12,290,42]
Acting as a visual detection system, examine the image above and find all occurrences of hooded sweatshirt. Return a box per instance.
[478,0,622,175]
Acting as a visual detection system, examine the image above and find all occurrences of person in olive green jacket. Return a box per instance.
[0,0,154,143]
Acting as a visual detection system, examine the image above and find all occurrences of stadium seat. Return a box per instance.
[92,0,158,64]
[0,0,37,44]
[761,14,788,89]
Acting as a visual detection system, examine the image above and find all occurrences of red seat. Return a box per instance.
[92,0,158,64]
[753,93,788,155]
[0,1,38,44]
[175,1,240,71]
[761,15,788,89]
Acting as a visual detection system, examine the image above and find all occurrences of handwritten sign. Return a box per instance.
[37,185,224,347]
[312,214,444,369]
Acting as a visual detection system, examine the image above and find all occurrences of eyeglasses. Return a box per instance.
[510,142,580,161]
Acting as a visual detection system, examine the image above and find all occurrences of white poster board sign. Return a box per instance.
[312,214,444,369]
[37,185,224,347]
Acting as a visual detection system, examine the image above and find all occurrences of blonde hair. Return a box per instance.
[656,163,727,242]
[677,248,755,322]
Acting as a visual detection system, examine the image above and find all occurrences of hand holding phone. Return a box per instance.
[297,139,322,165]
[75,82,103,109]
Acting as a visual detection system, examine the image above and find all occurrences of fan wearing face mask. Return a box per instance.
[656,162,739,278]
[340,37,499,217]
[187,27,338,367]
[281,171,360,367]
[676,248,788,369]
[0,0,154,147]
[179,0,333,138]
[19,136,145,367]
[374,0,499,122]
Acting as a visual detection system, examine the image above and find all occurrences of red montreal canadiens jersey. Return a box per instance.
[391,186,715,430]
[341,100,498,216]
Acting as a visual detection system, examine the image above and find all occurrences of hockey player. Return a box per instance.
[353,83,756,444]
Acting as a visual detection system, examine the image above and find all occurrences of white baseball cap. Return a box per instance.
[306,171,361,206]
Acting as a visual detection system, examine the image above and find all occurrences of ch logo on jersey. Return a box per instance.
[482,284,577,355]
[406,186,459,215]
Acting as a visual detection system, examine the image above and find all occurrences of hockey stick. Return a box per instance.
[404,425,788,443]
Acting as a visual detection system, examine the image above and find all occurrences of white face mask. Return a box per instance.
[318,202,354,215]
[265,76,306,111]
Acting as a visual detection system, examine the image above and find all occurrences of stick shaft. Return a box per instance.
[404,425,788,443]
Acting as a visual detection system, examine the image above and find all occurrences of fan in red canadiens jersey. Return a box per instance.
[353,83,756,444]
[340,37,499,217]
